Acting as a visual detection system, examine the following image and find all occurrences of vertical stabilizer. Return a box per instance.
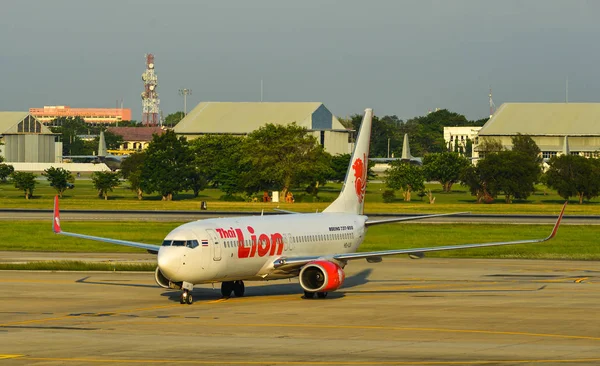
[98,131,107,157]
[562,135,570,156]
[401,133,413,160]
[324,108,373,215]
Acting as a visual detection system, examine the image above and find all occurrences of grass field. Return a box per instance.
[1,220,598,260]
[1,178,599,214]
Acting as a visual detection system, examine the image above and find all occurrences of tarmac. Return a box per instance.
[1,257,599,365]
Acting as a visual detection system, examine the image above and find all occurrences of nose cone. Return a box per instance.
[157,247,181,280]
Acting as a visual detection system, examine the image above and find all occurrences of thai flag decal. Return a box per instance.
[201,239,209,247]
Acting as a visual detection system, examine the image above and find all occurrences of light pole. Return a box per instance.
[179,88,192,116]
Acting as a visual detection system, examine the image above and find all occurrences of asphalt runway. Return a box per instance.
[1,258,599,365]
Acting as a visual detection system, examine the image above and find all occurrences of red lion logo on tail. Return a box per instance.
[352,153,368,203]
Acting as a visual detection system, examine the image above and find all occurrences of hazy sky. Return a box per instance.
[2,0,598,121]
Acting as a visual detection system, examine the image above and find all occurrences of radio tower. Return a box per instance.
[141,54,160,126]
[489,87,496,119]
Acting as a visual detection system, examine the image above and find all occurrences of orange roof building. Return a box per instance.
[30,106,132,125]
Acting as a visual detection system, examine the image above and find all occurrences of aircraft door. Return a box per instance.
[206,229,222,261]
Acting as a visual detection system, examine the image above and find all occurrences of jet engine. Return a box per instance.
[299,260,345,293]
[154,267,182,290]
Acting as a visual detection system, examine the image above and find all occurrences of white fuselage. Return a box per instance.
[157,213,368,284]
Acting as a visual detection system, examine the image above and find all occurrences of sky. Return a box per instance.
[1,0,599,122]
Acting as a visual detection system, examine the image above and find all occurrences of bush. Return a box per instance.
[382,190,396,203]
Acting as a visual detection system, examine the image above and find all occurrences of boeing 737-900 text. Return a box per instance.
[52,108,566,304]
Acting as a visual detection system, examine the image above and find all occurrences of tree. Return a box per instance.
[329,154,351,183]
[460,164,490,203]
[120,152,146,199]
[165,112,185,127]
[512,133,542,164]
[140,130,194,200]
[477,137,504,157]
[43,167,74,197]
[49,117,90,155]
[0,163,14,183]
[385,161,425,201]
[543,155,600,204]
[189,135,246,195]
[91,171,121,200]
[349,114,403,158]
[11,171,37,199]
[242,123,332,199]
[464,138,473,158]
[423,152,470,192]
[475,151,539,203]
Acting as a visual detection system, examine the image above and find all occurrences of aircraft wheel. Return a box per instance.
[180,291,187,304]
[233,281,245,297]
[317,292,328,299]
[186,292,193,305]
[221,281,233,298]
[303,290,315,299]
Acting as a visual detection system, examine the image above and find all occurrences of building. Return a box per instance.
[30,106,132,125]
[173,102,351,155]
[0,112,58,163]
[107,126,165,153]
[443,126,481,154]
[473,103,600,162]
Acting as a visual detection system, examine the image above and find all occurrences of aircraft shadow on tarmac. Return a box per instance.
[75,269,374,302]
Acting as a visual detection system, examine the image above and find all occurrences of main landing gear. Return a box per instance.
[303,290,328,299]
[221,280,245,298]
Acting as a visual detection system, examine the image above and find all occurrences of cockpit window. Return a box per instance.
[161,240,199,248]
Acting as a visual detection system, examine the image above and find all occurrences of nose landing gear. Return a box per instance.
[179,281,194,305]
[180,289,193,305]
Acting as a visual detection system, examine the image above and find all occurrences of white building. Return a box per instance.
[443,126,481,155]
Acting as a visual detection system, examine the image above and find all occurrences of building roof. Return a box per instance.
[479,103,600,136]
[173,102,347,134]
[0,112,54,134]
[107,126,165,142]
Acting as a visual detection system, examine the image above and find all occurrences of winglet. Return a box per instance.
[53,195,61,233]
[547,201,567,240]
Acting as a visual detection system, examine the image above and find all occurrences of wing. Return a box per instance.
[273,208,300,214]
[366,212,469,226]
[52,196,161,254]
[273,202,567,272]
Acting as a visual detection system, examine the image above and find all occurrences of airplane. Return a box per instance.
[62,131,127,171]
[369,133,422,169]
[52,108,567,305]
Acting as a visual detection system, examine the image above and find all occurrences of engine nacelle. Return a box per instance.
[299,260,345,293]
[154,267,182,290]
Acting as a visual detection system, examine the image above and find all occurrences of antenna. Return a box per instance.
[179,88,192,116]
[489,87,496,118]
[260,79,264,102]
[566,77,569,103]
[141,54,160,126]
